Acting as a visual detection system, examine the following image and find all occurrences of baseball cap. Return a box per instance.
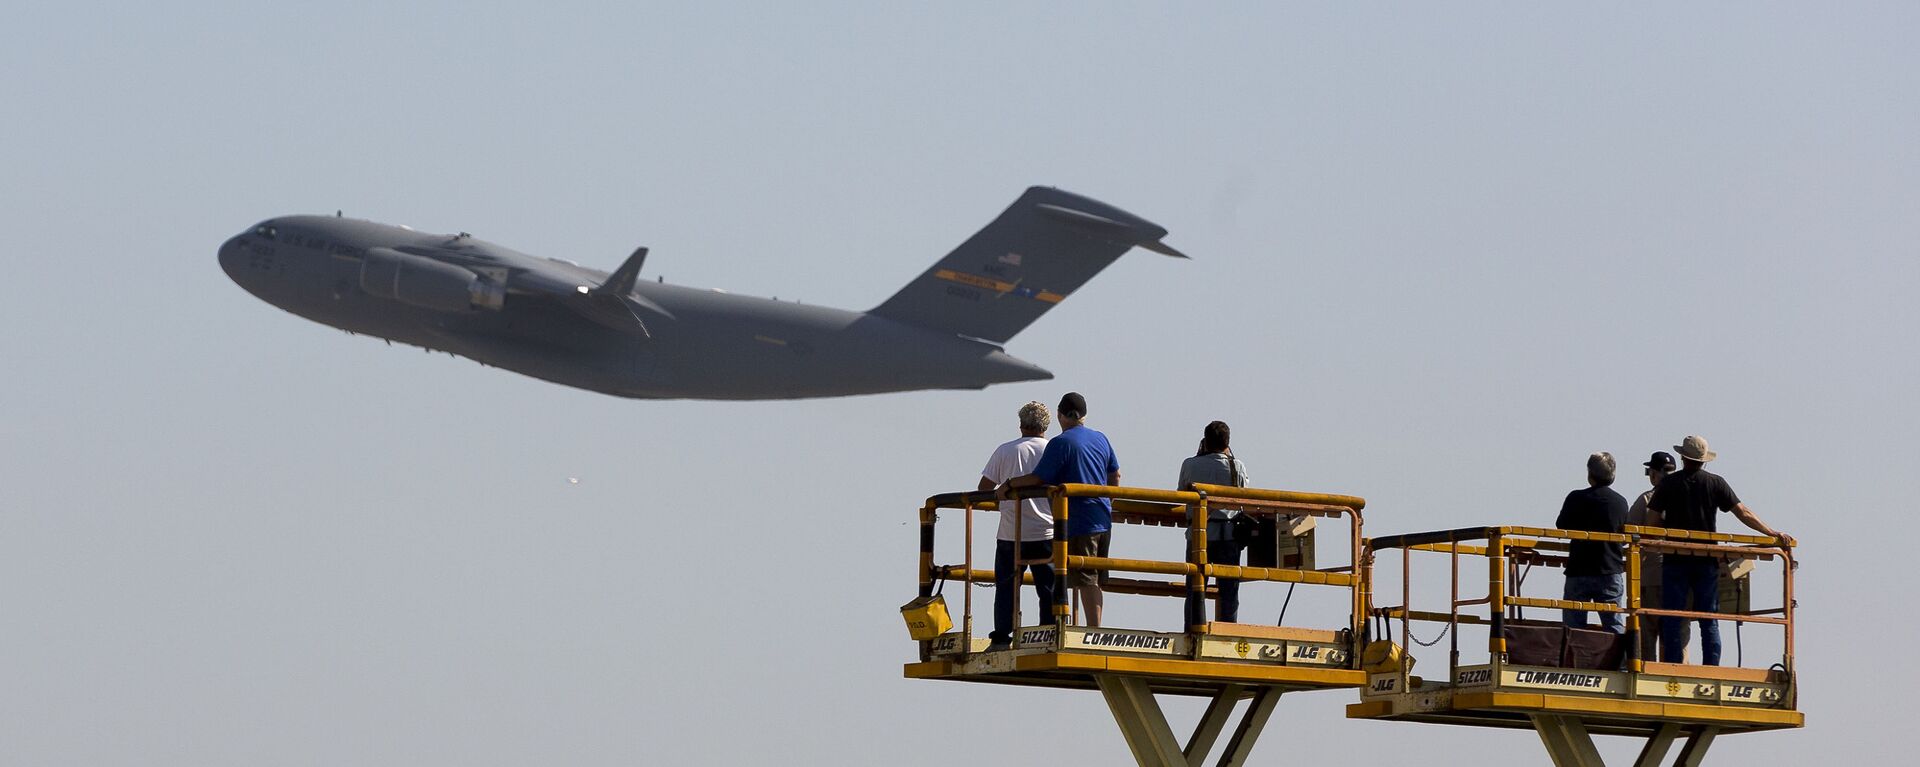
[1643,451,1677,472]
[1058,392,1087,418]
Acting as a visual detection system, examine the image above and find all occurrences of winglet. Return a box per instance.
[1138,239,1190,259]
[569,246,675,339]
[595,246,648,297]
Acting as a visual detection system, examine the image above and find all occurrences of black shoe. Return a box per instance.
[986,639,1012,652]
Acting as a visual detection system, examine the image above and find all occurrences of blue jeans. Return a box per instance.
[991,540,1056,644]
[1185,532,1247,626]
[1563,573,1624,633]
[1661,557,1721,665]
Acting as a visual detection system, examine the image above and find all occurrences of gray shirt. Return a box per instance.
[1177,452,1251,541]
[1627,488,1663,584]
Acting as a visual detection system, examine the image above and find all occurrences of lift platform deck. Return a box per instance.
[1350,525,1801,766]
[906,621,1362,696]
[904,483,1369,766]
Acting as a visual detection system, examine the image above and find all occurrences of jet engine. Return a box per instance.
[359,247,505,311]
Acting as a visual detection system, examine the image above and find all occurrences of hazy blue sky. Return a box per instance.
[3,3,1914,764]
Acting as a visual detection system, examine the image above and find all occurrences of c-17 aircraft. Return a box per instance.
[219,187,1184,399]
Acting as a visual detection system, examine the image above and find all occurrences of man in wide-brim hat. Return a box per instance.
[1646,435,1794,666]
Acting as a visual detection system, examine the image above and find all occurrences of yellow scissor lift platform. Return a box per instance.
[904,483,1370,766]
[1350,525,1801,766]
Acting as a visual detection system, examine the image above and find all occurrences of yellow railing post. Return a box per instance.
[1051,488,1070,625]
[1400,543,1412,691]
[1449,537,1460,678]
[1488,533,1507,655]
[1360,544,1375,653]
[918,501,938,599]
[1627,535,1643,672]
[1010,488,1020,644]
[1783,549,1796,674]
[1352,513,1366,665]
[962,488,974,654]
[1186,494,1209,633]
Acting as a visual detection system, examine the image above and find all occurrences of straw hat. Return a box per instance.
[1673,435,1717,463]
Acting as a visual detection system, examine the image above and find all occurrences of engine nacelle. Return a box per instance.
[360,247,504,312]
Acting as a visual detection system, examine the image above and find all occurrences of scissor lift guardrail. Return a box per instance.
[1349,525,1801,767]
[904,482,1368,766]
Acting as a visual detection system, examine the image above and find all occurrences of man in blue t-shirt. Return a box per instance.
[999,392,1121,626]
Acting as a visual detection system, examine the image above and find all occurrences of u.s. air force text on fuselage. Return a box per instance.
[220,187,1185,400]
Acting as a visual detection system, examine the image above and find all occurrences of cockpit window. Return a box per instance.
[253,225,278,240]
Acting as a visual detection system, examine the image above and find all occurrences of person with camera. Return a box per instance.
[1178,421,1252,626]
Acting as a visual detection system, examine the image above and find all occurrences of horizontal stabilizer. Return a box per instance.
[869,187,1183,343]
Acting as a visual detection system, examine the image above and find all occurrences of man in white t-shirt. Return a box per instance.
[978,401,1054,651]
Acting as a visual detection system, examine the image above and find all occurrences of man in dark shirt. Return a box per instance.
[1556,452,1629,632]
[1647,435,1794,665]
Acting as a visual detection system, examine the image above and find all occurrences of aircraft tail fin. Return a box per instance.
[868,187,1184,343]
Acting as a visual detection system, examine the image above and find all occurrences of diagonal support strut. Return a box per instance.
[1097,675,1186,766]
[1530,714,1607,767]
[1183,684,1244,765]
[1094,676,1287,767]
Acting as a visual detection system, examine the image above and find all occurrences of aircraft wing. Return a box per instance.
[501,251,673,337]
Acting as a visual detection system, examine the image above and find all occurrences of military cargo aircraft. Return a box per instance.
[219,187,1183,399]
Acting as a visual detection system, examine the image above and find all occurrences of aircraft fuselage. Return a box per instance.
[218,216,1052,399]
